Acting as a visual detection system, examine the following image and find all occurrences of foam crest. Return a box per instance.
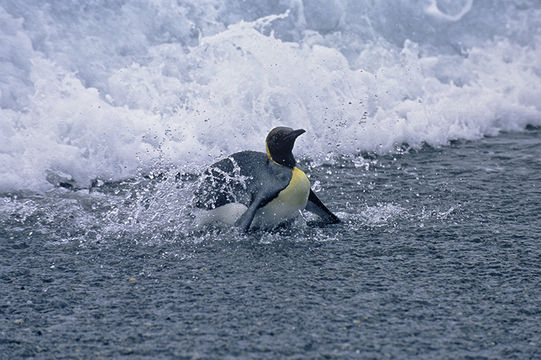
[0,2,540,192]
[424,0,473,22]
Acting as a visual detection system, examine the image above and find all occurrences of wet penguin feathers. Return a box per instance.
[195,127,340,231]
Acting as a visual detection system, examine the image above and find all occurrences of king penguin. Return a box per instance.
[195,127,340,231]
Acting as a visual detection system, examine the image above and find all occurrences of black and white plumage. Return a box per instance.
[195,127,340,231]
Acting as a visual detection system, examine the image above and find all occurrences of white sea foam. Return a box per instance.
[424,0,473,22]
[0,1,540,192]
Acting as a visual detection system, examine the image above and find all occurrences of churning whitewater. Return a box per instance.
[1,1,540,192]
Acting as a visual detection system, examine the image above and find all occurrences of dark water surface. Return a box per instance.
[2,128,541,359]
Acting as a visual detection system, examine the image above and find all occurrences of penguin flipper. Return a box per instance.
[234,188,280,232]
[234,196,264,232]
[305,189,340,224]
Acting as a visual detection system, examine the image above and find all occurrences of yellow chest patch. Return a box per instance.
[252,167,310,228]
[277,167,310,206]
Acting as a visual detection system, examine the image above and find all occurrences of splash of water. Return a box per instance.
[1,1,540,192]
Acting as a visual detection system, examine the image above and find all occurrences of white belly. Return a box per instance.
[251,197,306,228]
[196,203,248,227]
[197,167,310,230]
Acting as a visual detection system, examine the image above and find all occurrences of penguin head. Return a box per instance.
[265,127,305,167]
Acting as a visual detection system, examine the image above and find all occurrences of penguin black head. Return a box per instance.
[265,127,305,168]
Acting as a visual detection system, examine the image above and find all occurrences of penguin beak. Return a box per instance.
[285,129,306,142]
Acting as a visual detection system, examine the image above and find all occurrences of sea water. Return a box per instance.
[1,1,540,358]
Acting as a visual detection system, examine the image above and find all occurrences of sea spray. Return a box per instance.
[0,1,540,192]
